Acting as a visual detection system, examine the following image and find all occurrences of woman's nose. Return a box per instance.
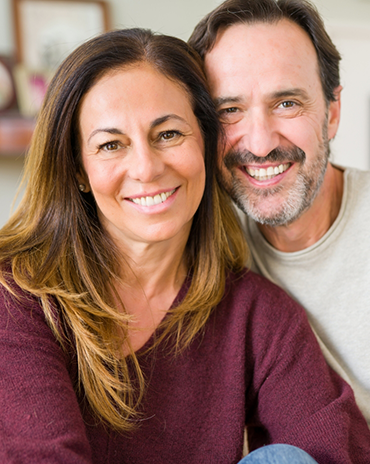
[127,143,165,183]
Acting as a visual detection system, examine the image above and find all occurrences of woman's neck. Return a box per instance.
[119,233,188,295]
[113,230,190,353]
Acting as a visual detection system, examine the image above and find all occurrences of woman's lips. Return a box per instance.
[127,188,177,207]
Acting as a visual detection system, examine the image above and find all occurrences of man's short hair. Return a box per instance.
[189,0,341,103]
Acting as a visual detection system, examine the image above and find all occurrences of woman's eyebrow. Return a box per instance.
[87,128,124,144]
[150,114,187,129]
[87,114,189,143]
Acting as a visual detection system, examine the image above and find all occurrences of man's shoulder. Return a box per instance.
[342,166,370,215]
[342,165,370,187]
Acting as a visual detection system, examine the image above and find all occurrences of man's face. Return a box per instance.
[204,20,341,226]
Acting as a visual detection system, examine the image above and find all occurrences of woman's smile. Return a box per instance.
[126,187,178,207]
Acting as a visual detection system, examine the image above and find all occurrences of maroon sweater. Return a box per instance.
[0,270,369,464]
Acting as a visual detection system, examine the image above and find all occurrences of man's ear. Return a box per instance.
[327,85,342,141]
[76,172,91,193]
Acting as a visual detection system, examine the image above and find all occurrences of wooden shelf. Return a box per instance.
[0,114,35,156]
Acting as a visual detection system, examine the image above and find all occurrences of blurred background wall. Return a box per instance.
[1,0,370,227]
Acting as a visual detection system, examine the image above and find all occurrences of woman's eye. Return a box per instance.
[280,101,296,109]
[100,141,120,151]
[159,131,181,141]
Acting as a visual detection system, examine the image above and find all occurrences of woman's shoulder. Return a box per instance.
[223,268,307,326]
[226,267,298,303]
[0,265,55,336]
[0,264,39,304]
[221,268,317,368]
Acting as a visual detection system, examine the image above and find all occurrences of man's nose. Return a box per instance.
[236,110,280,159]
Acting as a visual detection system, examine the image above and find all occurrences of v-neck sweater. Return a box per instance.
[1,270,370,463]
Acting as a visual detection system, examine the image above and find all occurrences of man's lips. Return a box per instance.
[243,163,291,181]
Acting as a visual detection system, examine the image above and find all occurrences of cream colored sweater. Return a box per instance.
[243,166,370,426]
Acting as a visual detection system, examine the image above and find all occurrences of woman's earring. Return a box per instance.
[79,184,86,192]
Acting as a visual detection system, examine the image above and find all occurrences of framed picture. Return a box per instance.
[0,56,17,113]
[12,0,110,70]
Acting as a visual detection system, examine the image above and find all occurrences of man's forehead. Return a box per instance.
[204,19,321,96]
[206,19,317,64]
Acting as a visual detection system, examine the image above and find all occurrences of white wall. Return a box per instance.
[1,0,370,227]
[313,0,370,170]
[327,23,370,170]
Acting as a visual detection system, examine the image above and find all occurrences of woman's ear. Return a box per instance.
[76,172,91,193]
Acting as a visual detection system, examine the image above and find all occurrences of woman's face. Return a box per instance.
[78,63,205,250]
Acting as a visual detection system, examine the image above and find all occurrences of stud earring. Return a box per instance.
[79,184,86,192]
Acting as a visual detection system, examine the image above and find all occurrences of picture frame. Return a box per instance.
[0,56,17,114]
[12,0,110,70]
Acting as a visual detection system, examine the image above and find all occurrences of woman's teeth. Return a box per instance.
[130,189,176,206]
[246,163,290,181]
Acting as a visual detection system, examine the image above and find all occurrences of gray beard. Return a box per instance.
[220,135,330,227]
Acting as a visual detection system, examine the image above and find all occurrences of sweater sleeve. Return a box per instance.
[244,277,370,463]
[0,283,93,464]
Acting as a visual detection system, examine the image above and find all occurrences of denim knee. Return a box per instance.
[238,444,318,464]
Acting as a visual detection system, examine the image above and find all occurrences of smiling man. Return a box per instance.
[189,0,370,425]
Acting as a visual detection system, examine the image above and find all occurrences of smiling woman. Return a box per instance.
[0,27,369,464]
[78,64,206,251]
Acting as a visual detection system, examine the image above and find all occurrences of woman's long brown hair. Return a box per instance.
[0,29,248,430]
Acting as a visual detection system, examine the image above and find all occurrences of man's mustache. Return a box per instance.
[223,146,306,170]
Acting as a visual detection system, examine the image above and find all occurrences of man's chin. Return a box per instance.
[244,209,288,227]
[233,195,299,227]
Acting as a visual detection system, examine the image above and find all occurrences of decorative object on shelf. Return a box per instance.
[13,65,52,117]
[12,0,111,70]
[0,56,17,114]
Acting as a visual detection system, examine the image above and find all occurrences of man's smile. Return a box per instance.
[244,163,291,181]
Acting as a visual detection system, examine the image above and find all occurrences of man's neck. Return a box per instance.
[257,163,344,253]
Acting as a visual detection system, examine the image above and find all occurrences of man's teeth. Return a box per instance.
[130,189,176,206]
[246,163,290,180]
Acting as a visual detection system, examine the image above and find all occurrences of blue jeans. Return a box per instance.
[238,444,318,463]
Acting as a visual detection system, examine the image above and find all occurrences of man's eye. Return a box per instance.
[218,107,242,124]
[221,107,239,114]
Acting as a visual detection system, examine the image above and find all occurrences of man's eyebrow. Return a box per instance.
[213,89,310,108]
[87,128,124,144]
[213,96,243,108]
[270,88,310,100]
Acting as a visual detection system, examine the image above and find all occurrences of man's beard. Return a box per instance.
[219,130,330,227]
